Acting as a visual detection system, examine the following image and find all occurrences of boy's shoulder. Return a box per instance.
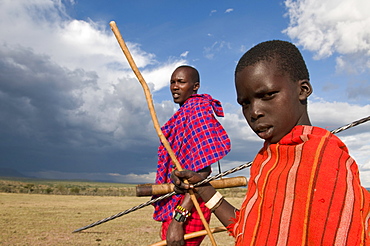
[279,125,348,153]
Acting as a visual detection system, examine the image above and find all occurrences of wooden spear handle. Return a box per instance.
[136,176,247,196]
[149,227,227,246]
[109,21,217,246]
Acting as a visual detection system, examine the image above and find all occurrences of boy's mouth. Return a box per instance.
[172,93,180,99]
[256,126,273,139]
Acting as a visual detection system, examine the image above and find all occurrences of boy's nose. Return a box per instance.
[250,102,264,120]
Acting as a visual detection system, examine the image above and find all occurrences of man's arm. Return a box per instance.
[166,166,211,246]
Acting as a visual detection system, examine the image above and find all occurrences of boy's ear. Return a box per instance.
[298,79,312,101]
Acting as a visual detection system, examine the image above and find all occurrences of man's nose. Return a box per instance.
[172,82,179,89]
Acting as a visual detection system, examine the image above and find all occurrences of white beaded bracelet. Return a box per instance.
[205,191,223,210]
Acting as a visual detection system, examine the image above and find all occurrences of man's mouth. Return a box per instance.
[173,93,180,99]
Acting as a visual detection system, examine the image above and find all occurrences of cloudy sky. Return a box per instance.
[0,0,369,185]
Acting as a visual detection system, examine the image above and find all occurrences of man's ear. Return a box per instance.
[298,79,312,101]
[193,81,200,92]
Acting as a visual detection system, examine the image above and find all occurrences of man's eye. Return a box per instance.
[241,101,250,107]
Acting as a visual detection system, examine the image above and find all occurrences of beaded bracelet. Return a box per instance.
[173,205,191,222]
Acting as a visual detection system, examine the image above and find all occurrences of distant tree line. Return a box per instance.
[0,179,136,196]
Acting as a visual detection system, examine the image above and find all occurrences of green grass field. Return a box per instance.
[0,178,244,245]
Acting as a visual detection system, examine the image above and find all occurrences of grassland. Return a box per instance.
[0,178,244,245]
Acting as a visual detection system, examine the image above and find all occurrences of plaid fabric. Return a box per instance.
[153,94,231,221]
[161,198,211,246]
[228,125,370,245]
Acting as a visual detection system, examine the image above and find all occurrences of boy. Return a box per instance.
[152,65,231,245]
[171,40,370,245]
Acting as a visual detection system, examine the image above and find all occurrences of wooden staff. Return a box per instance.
[109,21,218,246]
[150,227,227,246]
[136,176,247,196]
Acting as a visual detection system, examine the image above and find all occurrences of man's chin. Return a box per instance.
[173,98,182,105]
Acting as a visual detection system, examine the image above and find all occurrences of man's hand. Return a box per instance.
[171,169,205,193]
[166,220,185,246]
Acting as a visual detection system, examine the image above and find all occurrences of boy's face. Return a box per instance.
[235,60,311,144]
[170,67,199,106]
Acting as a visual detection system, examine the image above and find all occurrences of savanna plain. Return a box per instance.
[0,177,244,245]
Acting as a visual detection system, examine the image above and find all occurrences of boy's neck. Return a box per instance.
[296,113,312,126]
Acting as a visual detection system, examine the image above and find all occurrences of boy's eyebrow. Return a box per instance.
[254,82,280,94]
[253,86,273,95]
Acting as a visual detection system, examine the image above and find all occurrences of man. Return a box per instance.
[152,65,231,245]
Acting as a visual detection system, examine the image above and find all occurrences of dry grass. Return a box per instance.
[0,193,243,245]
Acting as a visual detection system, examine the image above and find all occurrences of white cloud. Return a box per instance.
[225,8,234,13]
[180,51,189,57]
[142,60,187,91]
[203,41,232,60]
[283,0,370,73]
[309,98,370,126]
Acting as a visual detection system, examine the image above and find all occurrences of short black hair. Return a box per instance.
[235,40,309,82]
[176,65,200,83]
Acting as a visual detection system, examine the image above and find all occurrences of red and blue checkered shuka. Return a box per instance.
[152,94,231,222]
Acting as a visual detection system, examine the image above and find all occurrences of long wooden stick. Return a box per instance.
[136,176,247,196]
[149,227,227,246]
[109,21,217,246]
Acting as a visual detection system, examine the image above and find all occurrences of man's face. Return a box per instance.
[170,68,199,106]
[235,60,308,144]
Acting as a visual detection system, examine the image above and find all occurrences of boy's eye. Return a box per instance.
[262,91,278,99]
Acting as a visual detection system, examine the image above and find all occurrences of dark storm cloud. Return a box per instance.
[0,44,163,177]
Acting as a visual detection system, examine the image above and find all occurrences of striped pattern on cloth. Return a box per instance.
[228,125,370,245]
[153,94,231,222]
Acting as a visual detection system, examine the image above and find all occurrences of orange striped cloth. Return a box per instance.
[228,125,370,245]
